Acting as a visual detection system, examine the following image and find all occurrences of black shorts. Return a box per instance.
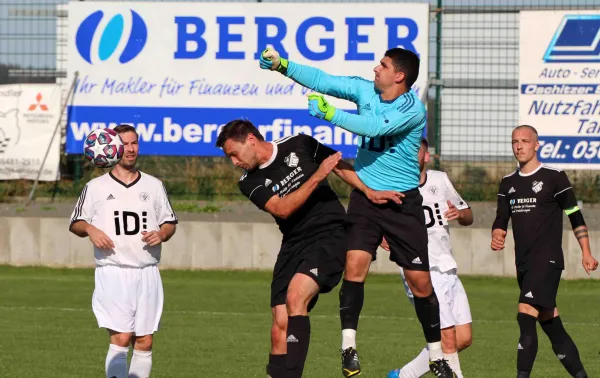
[346,188,429,271]
[270,226,346,311]
[517,266,562,310]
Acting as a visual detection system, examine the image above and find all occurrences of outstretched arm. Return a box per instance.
[333,160,404,204]
[260,48,368,103]
[307,93,426,137]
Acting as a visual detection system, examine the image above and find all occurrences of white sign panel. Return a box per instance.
[66,2,429,157]
[520,11,600,169]
[0,84,61,181]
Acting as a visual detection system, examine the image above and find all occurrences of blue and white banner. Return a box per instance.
[519,10,600,169]
[66,2,429,157]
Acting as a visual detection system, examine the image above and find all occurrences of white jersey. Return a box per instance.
[70,171,178,268]
[419,170,469,272]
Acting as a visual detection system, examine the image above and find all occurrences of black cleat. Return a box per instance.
[429,359,457,378]
[341,347,361,377]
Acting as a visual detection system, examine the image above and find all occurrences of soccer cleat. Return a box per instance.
[387,368,401,378]
[341,347,361,377]
[429,359,457,378]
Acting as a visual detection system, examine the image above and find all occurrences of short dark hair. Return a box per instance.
[421,137,429,149]
[216,119,265,148]
[113,124,137,136]
[385,48,420,88]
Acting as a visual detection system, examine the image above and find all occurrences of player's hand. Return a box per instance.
[308,93,336,122]
[444,200,460,221]
[87,226,115,250]
[314,152,342,182]
[260,48,288,73]
[142,230,165,247]
[380,237,390,251]
[491,229,507,251]
[366,188,404,205]
[582,253,599,275]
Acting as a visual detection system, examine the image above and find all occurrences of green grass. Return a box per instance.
[0,266,598,377]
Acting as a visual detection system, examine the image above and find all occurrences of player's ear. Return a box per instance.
[534,141,539,152]
[395,70,406,84]
[425,151,430,164]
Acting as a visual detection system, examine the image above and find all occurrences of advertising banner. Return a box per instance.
[0,84,61,181]
[66,2,429,157]
[520,11,600,169]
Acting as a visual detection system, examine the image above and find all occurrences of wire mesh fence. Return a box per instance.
[2,0,600,202]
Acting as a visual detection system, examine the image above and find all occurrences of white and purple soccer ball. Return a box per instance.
[84,128,124,168]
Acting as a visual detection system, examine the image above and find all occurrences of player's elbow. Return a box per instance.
[459,210,474,226]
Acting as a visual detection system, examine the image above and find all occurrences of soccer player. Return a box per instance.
[216,119,402,378]
[260,48,455,377]
[386,138,473,378]
[491,125,598,378]
[69,124,178,378]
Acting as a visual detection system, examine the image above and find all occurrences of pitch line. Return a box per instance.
[0,305,598,327]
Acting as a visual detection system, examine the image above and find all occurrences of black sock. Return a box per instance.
[517,312,538,373]
[339,280,364,331]
[285,316,311,378]
[540,316,587,378]
[267,354,287,378]
[413,291,441,343]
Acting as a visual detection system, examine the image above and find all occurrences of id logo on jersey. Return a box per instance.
[532,181,543,193]
[114,210,147,235]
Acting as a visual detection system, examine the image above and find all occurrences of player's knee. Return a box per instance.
[285,289,309,316]
[109,331,133,347]
[457,334,472,351]
[133,335,153,351]
[404,270,433,297]
[344,251,371,281]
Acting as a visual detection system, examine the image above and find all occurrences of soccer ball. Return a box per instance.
[84,128,124,168]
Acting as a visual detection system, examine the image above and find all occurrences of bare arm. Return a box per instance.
[458,208,474,226]
[332,160,404,204]
[70,220,114,250]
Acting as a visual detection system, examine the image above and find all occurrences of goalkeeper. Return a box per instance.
[260,48,457,378]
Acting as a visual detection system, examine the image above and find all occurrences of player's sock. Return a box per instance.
[267,354,287,378]
[339,279,364,349]
[341,329,357,351]
[412,292,443,361]
[444,352,463,378]
[539,316,587,378]
[128,349,152,378]
[399,347,430,378]
[286,315,311,378]
[106,344,129,378]
[517,312,538,374]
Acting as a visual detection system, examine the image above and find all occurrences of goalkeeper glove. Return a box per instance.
[308,93,336,122]
[260,48,289,74]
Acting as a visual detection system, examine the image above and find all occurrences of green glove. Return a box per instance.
[307,93,336,122]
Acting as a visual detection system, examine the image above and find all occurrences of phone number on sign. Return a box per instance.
[538,137,600,164]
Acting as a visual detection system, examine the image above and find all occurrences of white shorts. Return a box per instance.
[93,264,164,336]
[400,268,472,329]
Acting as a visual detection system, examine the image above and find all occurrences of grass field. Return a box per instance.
[0,266,598,377]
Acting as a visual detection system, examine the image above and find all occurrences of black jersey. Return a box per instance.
[492,164,578,270]
[239,134,346,242]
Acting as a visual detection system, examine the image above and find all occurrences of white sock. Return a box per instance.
[128,350,153,378]
[444,352,462,378]
[341,329,357,350]
[399,347,430,378]
[106,344,129,378]
[428,341,444,362]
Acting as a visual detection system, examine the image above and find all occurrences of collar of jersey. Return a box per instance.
[259,142,278,169]
[378,89,412,104]
[518,163,543,177]
[109,170,142,188]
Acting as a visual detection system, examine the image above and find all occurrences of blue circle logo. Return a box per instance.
[76,10,147,64]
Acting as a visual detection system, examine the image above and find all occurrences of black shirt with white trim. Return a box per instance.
[238,134,346,242]
[493,164,578,270]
